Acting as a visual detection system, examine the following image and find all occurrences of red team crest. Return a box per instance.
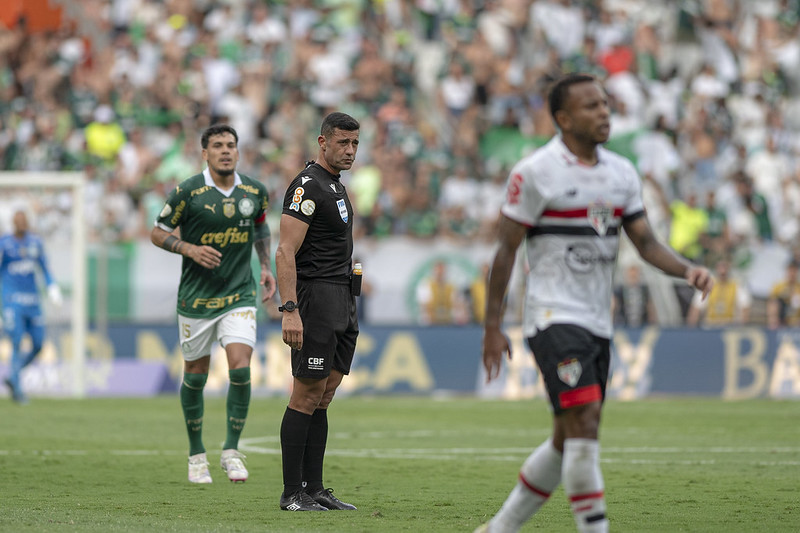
[557,358,582,387]
[588,201,614,236]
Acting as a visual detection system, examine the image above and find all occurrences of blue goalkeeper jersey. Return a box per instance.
[0,232,54,309]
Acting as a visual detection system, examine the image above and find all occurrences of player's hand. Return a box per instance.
[686,265,714,300]
[188,244,222,269]
[281,312,303,350]
[48,284,63,307]
[261,267,277,302]
[482,326,512,383]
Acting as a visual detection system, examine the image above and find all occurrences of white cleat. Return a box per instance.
[188,453,212,484]
[220,449,248,483]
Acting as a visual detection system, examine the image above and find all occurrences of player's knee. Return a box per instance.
[185,356,211,374]
[289,378,326,412]
[318,389,338,409]
[560,402,602,439]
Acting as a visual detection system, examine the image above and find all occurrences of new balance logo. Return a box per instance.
[204,204,216,213]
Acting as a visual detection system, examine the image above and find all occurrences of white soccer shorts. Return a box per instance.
[178,306,257,361]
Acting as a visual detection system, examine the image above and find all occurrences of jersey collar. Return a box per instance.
[553,136,606,168]
[203,167,242,196]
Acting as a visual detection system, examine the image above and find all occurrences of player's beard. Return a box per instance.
[211,165,235,177]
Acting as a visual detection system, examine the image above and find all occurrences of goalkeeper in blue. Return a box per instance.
[1,210,62,403]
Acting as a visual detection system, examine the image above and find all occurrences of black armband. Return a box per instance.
[162,235,183,254]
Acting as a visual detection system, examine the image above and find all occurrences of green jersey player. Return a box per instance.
[151,124,276,484]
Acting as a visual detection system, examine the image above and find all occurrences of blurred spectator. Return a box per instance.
[116,126,157,189]
[613,263,657,328]
[84,105,126,163]
[634,115,680,193]
[648,173,708,263]
[690,63,730,100]
[733,171,773,242]
[467,262,489,325]
[439,159,479,218]
[417,260,462,325]
[699,189,731,267]
[153,135,197,185]
[530,0,585,59]
[767,260,800,329]
[746,134,792,199]
[686,259,751,327]
[437,59,475,128]
[246,2,288,46]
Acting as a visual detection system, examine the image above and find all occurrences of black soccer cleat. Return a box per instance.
[280,491,329,511]
[306,488,357,510]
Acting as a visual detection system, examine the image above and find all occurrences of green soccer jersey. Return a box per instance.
[156,170,269,319]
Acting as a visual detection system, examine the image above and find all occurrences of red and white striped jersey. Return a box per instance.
[501,136,646,339]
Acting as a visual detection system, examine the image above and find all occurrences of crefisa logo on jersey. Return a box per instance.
[337,199,348,222]
[557,358,582,387]
[588,201,614,236]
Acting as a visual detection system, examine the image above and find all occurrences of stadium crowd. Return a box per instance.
[2,0,800,324]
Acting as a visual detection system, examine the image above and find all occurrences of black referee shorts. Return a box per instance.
[292,278,359,379]
[527,324,610,414]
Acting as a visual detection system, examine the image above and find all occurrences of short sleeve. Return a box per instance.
[499,164,547,226]
[155,184,190,230]
[283,177,319,223]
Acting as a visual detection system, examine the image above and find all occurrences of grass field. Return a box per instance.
[1,395,798,532]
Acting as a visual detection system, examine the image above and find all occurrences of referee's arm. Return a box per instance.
[275,214,309,350]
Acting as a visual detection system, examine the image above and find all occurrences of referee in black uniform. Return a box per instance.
[275,112,360,511]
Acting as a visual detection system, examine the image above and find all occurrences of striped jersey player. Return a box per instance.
[478,74,714,533]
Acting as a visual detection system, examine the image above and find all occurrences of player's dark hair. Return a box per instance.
[548,73,598,124]
[320,112,360,138]
[201,124,238,149]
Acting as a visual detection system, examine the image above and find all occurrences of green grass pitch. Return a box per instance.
[1,396,798,532]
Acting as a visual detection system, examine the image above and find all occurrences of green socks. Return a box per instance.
[223,367,251,450]
[181,368,250,454]
[180,373,208,456]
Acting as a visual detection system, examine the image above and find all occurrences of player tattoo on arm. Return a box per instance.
[162,235,187,255]
[254,237,270,265]
[254,221,271,266]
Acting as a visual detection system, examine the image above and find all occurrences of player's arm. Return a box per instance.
[623,214,714,299]
[275,214,309,350]
[36,241,62,306]
[482,214,527,382]
[150,226,221,269]
[253,216,276,302]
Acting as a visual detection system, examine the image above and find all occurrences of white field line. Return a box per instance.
[2,442,799,467]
